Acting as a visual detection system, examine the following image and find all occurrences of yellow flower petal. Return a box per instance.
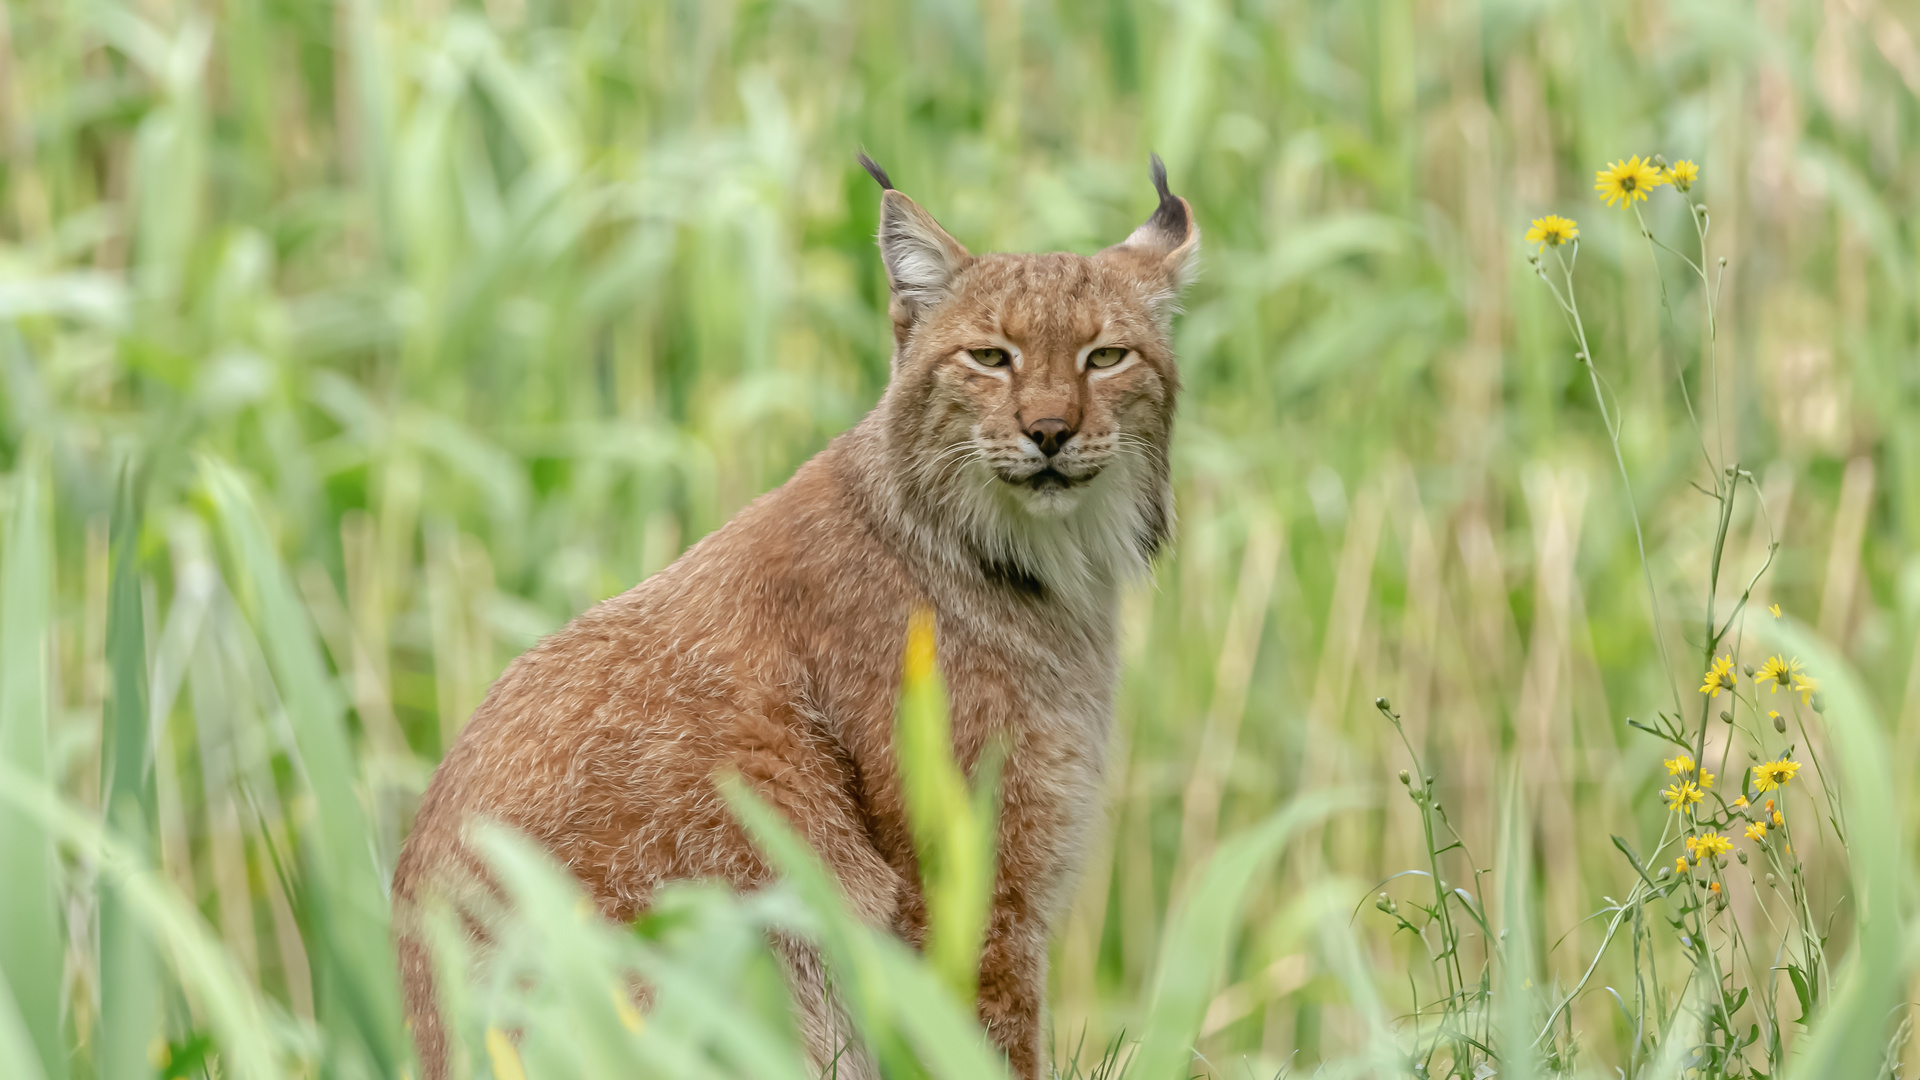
[487,1028,527,1080]
[1525,214,1579,251]
[1595,155,1665,208]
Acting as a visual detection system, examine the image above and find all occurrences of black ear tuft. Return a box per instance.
[857,152,894,191]
[1144,152,1187,237]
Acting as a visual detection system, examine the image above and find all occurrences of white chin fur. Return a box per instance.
[1006,480,1085,517]
[937,457,1154,610]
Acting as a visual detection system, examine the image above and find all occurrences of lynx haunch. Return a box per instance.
[393,154,1199,1080]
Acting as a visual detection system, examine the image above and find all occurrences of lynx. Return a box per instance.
[393,154,1198,1079]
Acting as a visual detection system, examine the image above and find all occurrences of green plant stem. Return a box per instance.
[1538,247,1683,718]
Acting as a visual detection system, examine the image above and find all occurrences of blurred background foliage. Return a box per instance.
[2,0,1918,1072]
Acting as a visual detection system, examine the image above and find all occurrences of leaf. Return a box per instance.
[1610,835,1662,894]
[721,775,1012,1080]
[98,462,162,1080]
[0,446,66,1079]
[1128,789,1362,1080]
[0,759,281,1078]
[199,456,404,1071]
[1786,964,1814,1026]
[894,608,1000,1006]
[1769,619,1902,1079]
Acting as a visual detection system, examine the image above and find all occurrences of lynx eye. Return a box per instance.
[1087,346,1129,369]
[968,347,1010,368]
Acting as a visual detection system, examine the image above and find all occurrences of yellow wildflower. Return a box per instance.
[1687,832,1732,860]
[1709,880,1722,894]
[1663,781,1703,814]
[1757,655,1803,693]
[1700,771,1715,789]
[1666,159,1699,192]
[1768,603,1781,618]
[1794,674,1819,704]
[1745,821,1767,841]
[1753,758,1800,792]
[1525,214,1579,251]
[1663,754,1695,776]
[1676,856,1689,873]
[1595,155,1667,207]
[1773,810,1784,826]
[1698,654,1736,698]
[1734,795,1748,808]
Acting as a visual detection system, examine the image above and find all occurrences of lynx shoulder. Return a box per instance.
[393,154,1198,1080]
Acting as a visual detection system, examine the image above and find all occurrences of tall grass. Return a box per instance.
[2,0,1918,1075]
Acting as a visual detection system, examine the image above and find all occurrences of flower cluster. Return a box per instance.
[1516,146,1836,1080]
[1592,154,1700,206]
[1525,156,1699,264]
[1697,652,1820,710]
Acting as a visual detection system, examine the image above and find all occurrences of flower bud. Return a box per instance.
[1742,664,1755,678]
[1376,892,1397,915]
[1811,693,1825,714]
[1773,713,1788,733]
[1399,769,1411,785]
[1657,865,1672,880]
[1375,697,1392,713]
[1737,850,1748,865]
[1765,872,1776,888]
[1720,710,1733,724]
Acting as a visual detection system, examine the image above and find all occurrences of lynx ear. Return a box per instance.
[1103,153,1200,295]
[861,153,970,328]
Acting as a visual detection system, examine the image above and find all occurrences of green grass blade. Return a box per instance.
[0,759,282,1078]
[721,775,1013,1080]
[1772,621,1905,1079]
[895,609,998,1005]
[1496,769,1540,1080]
[1128,788,1361,1080]
[98,461,161,1080]
[0,446,67,1080]
[198,455,405,1071]
[0,971,49,1080]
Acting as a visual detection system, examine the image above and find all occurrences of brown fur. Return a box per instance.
[392,156,1198,1079]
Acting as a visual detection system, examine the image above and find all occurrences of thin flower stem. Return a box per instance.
[1630,202,1719,485]
[1545,246,1683,716]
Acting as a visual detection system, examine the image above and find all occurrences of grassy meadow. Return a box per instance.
[3,0,1919,1075]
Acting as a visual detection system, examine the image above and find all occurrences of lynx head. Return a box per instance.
[861,153,1198,597]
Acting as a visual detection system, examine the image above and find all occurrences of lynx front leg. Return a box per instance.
[975,896,1049,1080]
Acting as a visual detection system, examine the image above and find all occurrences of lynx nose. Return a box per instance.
[1024,418,1073,457]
